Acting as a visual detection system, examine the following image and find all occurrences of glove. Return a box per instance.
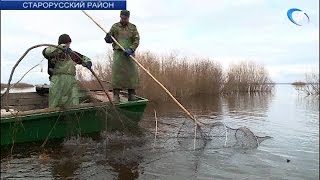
[104,33,113,43]
[124,48,134,57]
[83,61,92,70]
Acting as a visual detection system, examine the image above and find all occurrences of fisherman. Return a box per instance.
[104,10,140,103]
[42,34,93,108]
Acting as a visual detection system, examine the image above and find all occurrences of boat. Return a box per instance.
[0,85,148,146]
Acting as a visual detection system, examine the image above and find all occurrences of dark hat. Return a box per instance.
[120,10,130,17]
[58,34,72,45]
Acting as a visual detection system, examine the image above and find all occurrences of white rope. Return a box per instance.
[224,124,228,147]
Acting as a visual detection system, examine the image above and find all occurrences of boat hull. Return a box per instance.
[1,100,148,146]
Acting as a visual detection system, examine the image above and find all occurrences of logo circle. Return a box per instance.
[287,8,310,26]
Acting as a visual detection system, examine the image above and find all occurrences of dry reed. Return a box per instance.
[77,51,274,102]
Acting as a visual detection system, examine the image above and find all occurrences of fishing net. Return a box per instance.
[50,117,272,172]
[142,117,272,152]
[175,121,271,150]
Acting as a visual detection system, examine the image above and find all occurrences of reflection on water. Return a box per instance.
[223,92,274,125]
[295,94,319,113]
[224,92,274,112]
[1,85,319,179]
[145,95,223,117]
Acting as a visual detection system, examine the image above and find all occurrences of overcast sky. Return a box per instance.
[1,0,319,84]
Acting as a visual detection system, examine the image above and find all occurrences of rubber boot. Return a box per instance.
[128,89,138,101]
[113,89,120,103]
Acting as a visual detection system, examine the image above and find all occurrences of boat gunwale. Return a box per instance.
[1,98,148,122]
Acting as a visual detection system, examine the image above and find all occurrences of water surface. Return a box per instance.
[1,85,319,179]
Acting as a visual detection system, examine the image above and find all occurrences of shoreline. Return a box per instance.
[1,83,34,90]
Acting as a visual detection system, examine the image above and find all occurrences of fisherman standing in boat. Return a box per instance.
[42,34,93,108]
[104,10,140,103]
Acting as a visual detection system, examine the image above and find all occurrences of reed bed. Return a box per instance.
[77,51,273,102]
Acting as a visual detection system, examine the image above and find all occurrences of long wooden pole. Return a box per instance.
[81,11,201,126]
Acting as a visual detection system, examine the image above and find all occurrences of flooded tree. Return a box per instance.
[293,71,319,96]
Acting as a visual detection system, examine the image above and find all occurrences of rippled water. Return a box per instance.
[1,85,319,179]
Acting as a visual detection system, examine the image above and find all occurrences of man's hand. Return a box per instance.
[104,33,113,44]
[124,48,134,57]
[83,61,92,70]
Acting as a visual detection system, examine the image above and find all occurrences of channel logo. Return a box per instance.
[287,8,310,26]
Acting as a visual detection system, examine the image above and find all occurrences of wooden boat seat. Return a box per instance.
[1,92,49,112]
[87,91,128,103]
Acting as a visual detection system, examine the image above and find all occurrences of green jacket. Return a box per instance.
[108,22,140,51]
[43,45,91,76]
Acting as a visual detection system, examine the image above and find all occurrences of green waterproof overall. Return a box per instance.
[43,45,91,108]
[108,22,140,90]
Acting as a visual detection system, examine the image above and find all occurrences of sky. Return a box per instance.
[1,0,319,84]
